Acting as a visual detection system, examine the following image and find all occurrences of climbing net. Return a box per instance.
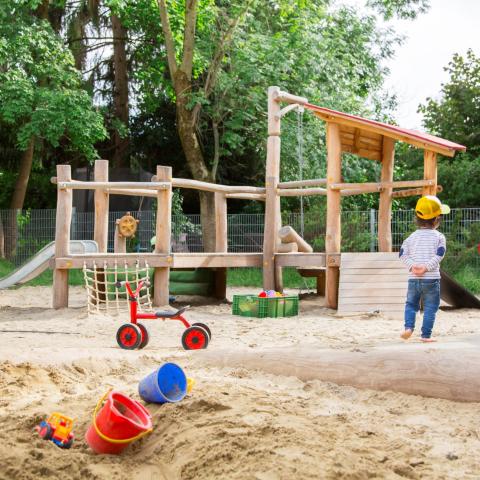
[83,261,153,315]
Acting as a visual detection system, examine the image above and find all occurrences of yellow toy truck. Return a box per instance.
[36,412,74,449]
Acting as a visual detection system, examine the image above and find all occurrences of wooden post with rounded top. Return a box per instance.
[93,160,109,302]
[154,165,172,306]
[325,122,342,309]
[214,192,228,299]
[423,150,437,196]
[263,86,283,292]
[53,165,72,308]
[378,137,395,252]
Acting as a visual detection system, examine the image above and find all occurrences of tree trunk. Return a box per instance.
[5,137,35,259]
[174,71,216,251]
[111,13,129,168]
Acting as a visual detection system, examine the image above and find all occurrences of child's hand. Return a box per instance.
[412,265,427,276]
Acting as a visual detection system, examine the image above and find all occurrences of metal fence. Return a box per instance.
[0,208,479,267]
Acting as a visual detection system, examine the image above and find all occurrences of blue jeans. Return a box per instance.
[404,279,441,338]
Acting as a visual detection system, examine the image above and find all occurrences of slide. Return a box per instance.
[0,240,98,289]
[441,269,480,309]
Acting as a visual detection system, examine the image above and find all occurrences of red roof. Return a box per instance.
[305,103,466,156]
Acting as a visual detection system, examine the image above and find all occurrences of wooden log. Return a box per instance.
[392,185,443,198]
[278,226,313,253]
[273,89,308,106]
[53,165,72,309]
[423,150,437,196]
[330,179,434,190]
[171,178,265,195]
[107,188,157,198]
[154,166,172,306]
[199,342,480,402]
[54,180,169,190]
[114,223,126,253]
[225,193,265,201]
[277,187,327,197]
[93,160,109,303]
[278,179,327,189]
[325,122,342,309]
[275,253,329,268]
[378,137,395,252]
[214,192,227,300]
[276,242,298,253]
[341,186,384,196]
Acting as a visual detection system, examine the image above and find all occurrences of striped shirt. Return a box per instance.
[399,228,446,279]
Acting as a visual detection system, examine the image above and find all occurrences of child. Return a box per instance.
[399,195,449,342]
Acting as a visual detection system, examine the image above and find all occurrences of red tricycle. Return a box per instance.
[115,280,211,351]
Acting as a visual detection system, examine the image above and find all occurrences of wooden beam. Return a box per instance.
[225,193,265,201]
[173,253,263,268]
[154,166,172,306]
[171,178,265,195]
[341,186,384,196]
[214,192,228,300]
[341,144,382,161]
[55,180,169,190]
[93,160,109,303]
[423,150,438,196]
[52,165,72,309]
[325,123,342,309]
[392,185,443,198]
[378,137,395,252]
[273,89,308,105]
[330,179,434,190]
[278,179,327,189]
[277,187,327,197]
[275,253,329,268]
[55,254,171,269]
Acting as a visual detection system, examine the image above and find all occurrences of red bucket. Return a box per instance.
[85,390,152,454]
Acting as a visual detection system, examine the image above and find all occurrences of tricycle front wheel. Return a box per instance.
[116,324,142,350]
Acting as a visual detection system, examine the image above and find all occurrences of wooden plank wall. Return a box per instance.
[337,252,408,315]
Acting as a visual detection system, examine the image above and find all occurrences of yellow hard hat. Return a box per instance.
[415,195,450,220]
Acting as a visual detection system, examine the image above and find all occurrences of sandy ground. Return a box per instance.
[0,285,480,480]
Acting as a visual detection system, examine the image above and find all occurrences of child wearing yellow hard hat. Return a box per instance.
[399,195,450,342]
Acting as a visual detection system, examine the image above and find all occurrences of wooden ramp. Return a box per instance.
[338,252,408,316]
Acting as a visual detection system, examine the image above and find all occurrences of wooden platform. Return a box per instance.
[337,252,408,315]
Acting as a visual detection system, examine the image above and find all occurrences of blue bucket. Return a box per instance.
[138,363,187,404]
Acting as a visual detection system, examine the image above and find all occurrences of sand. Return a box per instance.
[1,285,480,480]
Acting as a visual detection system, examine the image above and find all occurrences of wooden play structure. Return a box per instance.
[50,86,466,310]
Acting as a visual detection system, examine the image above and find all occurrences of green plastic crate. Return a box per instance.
[232,294,299,318]
[232,294,259,317]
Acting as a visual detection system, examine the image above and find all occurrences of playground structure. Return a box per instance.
[49,86,467,311]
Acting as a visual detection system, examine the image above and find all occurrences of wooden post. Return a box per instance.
[93,160,109,302]
[52,165,72,308]
[154,166,172,306]
[263,86,283,292]
[214,192,228,299]
[423,150,437,196]
[378,137,395,252]
[325,122,342,309]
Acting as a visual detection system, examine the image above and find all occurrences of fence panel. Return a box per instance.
[0,208,478,268]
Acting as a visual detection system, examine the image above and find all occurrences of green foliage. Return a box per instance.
[419,50,480,156]
[0,2,106,158]
[366,0,429,19]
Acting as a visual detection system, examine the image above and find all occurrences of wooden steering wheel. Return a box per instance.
[117,213,138,238]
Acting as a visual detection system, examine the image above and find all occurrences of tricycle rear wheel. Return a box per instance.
[137,323,149,349]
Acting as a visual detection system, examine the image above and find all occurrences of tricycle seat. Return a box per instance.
[155,306,189,318]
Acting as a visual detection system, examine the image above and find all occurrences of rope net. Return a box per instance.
[83,261,153,315]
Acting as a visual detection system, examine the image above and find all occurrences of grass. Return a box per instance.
[227,267,316,290]
[451,265,480,294]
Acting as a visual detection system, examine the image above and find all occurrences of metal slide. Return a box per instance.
[0,240,98,289]
[441,269,480,309]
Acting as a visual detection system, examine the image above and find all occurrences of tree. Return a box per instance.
[0,0,106,256]
[418,49,480,208]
